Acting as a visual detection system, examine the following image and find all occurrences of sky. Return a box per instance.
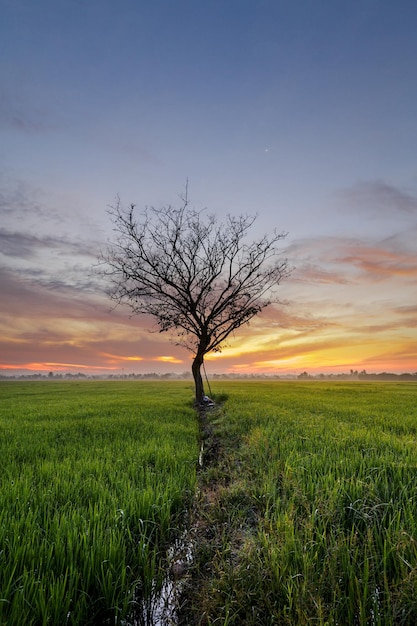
[1,0,417,377]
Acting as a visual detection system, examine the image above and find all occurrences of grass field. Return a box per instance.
[0,380,198,625]
[1,380,417,625]
[181,380,417,626]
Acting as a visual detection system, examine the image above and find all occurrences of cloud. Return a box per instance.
[209,321,417,375]
[155,355,184,364]
[0,176,49,221]
[0,264,190,373]
[7,115,52,134]
[336,180,417,216]
[0,87,58,135]
[0,179,94,248]
[335,244,417,281]
[291,261,351,285]
[394,304,417,316]
[0,230,45,259]
[286,233,417,284]
[0,267,106,323]
[0,228,97,259]
[249,303,336,334]
[390,305,417,329]
[359,342,417,372]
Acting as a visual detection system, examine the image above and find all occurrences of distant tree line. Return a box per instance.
[297,370,417,381]
[1,370,416,381]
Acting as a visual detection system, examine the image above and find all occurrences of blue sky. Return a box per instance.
[1,0,416,375]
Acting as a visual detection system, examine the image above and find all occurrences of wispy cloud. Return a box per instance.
[336,180,417,216]
[290,261,351,285]
[0,177,50,221]
[359,343,417,372]
[0,230,47,258]
[393,304,417,320]
[287,232,417,284]
[0,87,58,135]
[0,228,96,259]
[335,244,417,281]
[0,264,189,373]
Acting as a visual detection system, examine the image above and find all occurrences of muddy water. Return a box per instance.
[128,530,194,626]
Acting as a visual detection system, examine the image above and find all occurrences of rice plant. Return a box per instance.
[0,380,198,625]
[182,381,417,626]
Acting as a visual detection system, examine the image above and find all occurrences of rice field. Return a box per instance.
[0,380,198,625]
[2,379,417,625]
[181,380,417,626]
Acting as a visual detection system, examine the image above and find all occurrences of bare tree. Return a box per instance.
[101,189,290,404]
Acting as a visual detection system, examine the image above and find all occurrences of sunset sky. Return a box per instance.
[1,0,416,376]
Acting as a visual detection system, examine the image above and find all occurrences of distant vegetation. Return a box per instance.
[1,369,417,381]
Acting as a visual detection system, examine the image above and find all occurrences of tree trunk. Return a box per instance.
[192,351,205,405]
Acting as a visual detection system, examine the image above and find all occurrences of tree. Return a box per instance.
[101,189,290,404]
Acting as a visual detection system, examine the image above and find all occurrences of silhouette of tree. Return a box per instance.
[101,187,290,404]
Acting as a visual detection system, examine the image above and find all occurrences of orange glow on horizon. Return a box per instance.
[1,276,415,376]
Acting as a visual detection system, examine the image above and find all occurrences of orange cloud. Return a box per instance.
[287,234,417,285]
[155,356,184,364]
[0,362,120,373]
[100,352,144,363]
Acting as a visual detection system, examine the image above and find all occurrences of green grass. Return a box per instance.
[0,380,199,625]
[183,381,417,626]
[3,379,417,626]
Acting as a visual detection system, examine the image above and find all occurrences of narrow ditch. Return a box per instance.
[136,529,194,626]
[123,402,221,626]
